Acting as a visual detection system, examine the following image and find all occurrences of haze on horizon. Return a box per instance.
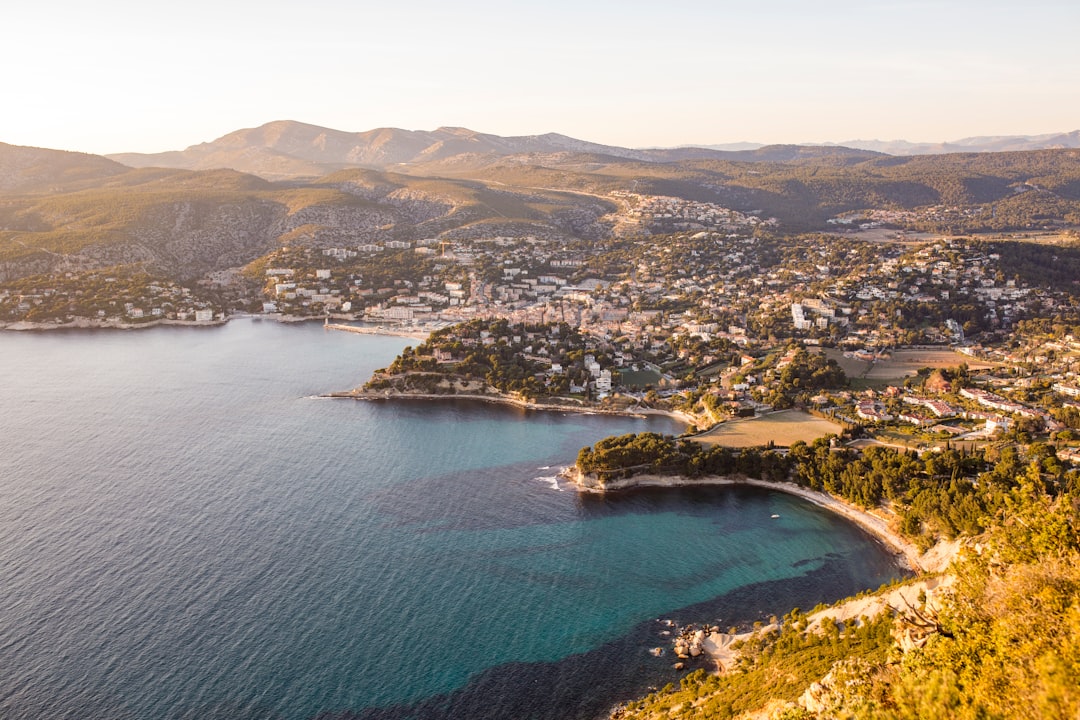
[6,0,1079,156]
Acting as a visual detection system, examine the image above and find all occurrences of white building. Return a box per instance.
[791,303,813,331]
[596,369,613,393]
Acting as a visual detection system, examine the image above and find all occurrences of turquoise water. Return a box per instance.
[0,319,905,719]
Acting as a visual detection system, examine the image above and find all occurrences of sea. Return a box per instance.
[0,318,906,720]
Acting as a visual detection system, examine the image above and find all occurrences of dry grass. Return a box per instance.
[820,347,996,387]
[693,410,842,448]
[867,348,995,379]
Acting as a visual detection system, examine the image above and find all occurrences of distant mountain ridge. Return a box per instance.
[105,120,1080,180]
[835,131,1080,155]
[695,131,1080,156]
[106,121,881,179]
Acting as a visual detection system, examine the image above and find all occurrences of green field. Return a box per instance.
[617,368,663,388]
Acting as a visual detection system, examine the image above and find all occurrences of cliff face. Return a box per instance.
[562,466,702,493]
[562,466,602,491]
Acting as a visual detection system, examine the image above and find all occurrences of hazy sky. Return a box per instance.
[5,0,1079,154]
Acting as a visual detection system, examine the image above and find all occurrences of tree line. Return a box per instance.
[576,432,1080,547]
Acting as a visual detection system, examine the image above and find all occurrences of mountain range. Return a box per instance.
[832,131,1080,156]
[106,121,884,180]
[3,123,1080,285]
[104,121,1080,180]
[694,131,1080,157]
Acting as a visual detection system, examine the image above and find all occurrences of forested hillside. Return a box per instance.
[5,138,1080,284]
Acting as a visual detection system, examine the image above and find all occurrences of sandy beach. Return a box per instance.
[323,322,433,340]
[565,470,943,574]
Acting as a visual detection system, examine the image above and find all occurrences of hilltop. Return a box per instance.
[105,122,1080,180]
[0,142,129,193]
[105,120,881,179]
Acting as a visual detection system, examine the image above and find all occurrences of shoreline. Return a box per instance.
[0,314,433,339]
[324,322,432,340]
[563,469,937,574]
[0,317,229,331]
[328,388,700,425]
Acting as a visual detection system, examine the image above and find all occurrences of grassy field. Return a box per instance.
[693,410,842,448]
[618,368,663,387]
[820,347,996,388]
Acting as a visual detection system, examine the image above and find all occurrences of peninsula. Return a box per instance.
[340,317,705,424]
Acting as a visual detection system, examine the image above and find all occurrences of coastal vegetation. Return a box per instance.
[574,433,1079,550]
[615,482,1080,719]
[576,385,1080,718]
[617,612,897,719]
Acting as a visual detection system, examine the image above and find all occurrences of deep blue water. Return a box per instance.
[0,319,905,719]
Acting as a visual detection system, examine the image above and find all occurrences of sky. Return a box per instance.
[4,0,1080,155]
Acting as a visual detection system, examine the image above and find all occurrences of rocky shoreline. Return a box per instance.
[566,467,962,691]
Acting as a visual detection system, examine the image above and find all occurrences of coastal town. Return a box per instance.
[10,0,1080,711]
[4,191,1080,462]
[249,210,1080,458]
[5,127,1080,719]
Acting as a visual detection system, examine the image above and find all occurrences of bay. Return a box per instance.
[0,319,904,719]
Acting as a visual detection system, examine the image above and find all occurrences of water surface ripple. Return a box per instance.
[0,320,905,719]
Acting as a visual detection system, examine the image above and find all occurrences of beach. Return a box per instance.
[323,321,433,340]
[565,469,963,681]
[563,469,947,574]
